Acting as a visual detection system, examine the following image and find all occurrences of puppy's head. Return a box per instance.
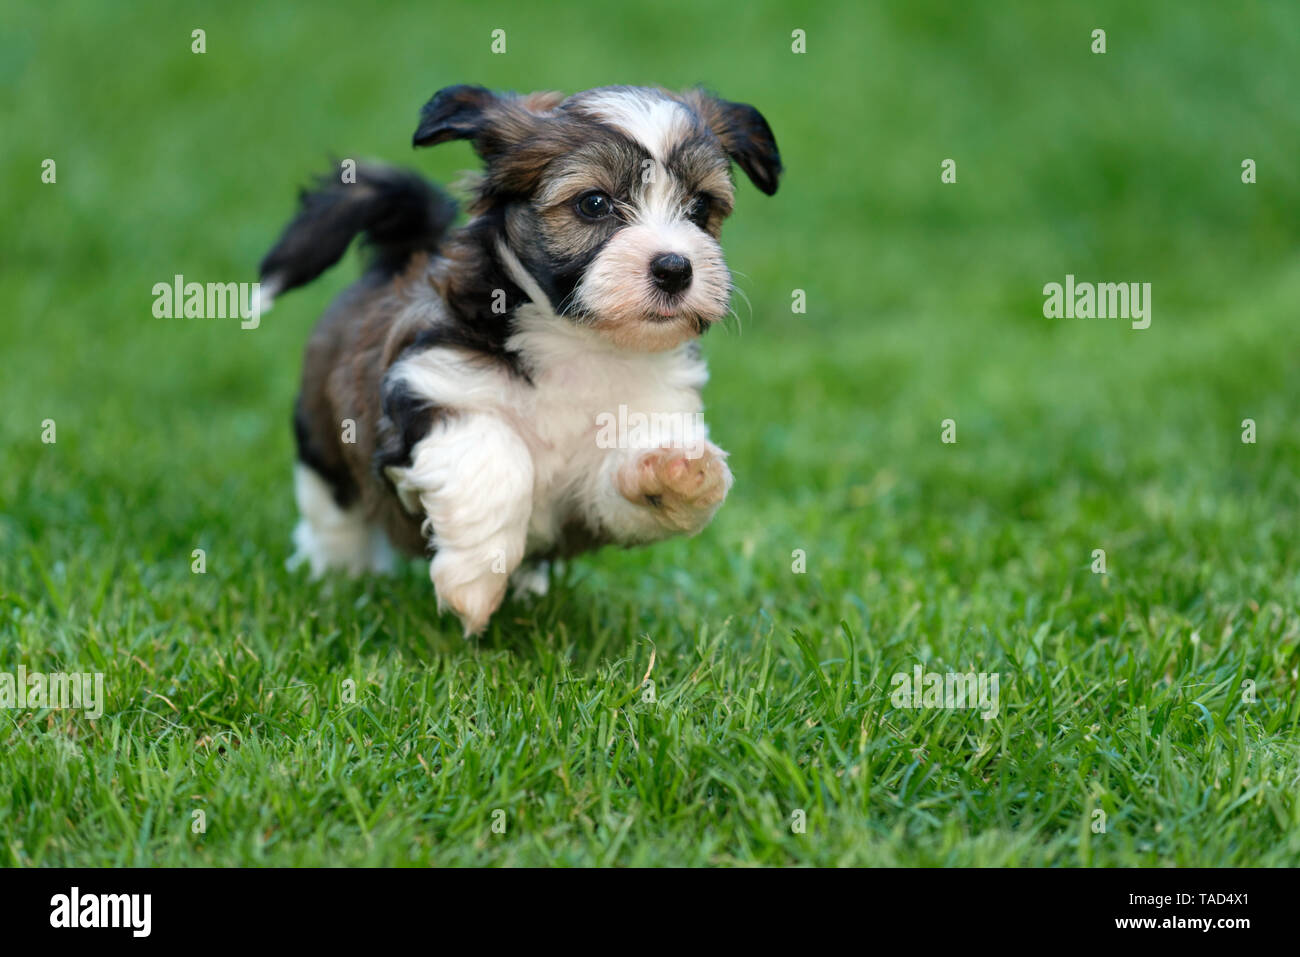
[414,84,781,351]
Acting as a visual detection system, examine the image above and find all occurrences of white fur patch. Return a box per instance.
[288,464,395,577]
[388,411,534,637]
[575,221,729,334]
[579,88,693,164]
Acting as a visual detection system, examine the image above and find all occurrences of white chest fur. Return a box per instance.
[506,308,709,545]
[388,302,711,551]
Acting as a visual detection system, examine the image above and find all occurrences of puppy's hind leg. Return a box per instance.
[289,464,396,577]
[390,412,533,637]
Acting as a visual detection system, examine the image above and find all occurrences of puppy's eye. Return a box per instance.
[576,191,614,221]
[687,194,711,227]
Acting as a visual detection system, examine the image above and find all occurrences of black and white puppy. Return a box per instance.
[259,84,782,635]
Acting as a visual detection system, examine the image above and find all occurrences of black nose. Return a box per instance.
[649,253,693,294]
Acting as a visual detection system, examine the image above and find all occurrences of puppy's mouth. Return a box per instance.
[644,306,707,329]
[650,303,686,321]
[645,292,723,325]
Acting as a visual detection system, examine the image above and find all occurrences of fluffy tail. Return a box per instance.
[258,163,457,307]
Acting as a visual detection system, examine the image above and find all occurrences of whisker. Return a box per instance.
[553,285,583,316]
[723,282,752,336]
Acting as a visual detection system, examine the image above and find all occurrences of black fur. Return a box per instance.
[259,163,458,294]
[716,100,782,196]
[412,84,499,148]
[373,378,439,490]
[432,207,532,378]
[293,396,359,509]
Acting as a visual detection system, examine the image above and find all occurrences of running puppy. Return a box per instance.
[259,84,782,635]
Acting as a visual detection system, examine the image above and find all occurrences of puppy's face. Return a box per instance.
[415,85,782,351]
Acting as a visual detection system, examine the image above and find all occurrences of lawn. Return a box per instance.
[2,0,1298,866]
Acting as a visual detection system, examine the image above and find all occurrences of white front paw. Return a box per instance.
[430,545,514,637]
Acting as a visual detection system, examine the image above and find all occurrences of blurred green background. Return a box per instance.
[1,0,1298,866]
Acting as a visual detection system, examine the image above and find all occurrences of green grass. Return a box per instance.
[2,0,1299,866]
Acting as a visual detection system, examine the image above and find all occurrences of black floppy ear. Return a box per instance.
[684,90,783,196]
[412,84,499,148]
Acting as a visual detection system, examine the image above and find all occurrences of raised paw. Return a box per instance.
[616,442,733,533]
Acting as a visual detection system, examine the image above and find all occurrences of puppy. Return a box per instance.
[259,84,782,635]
